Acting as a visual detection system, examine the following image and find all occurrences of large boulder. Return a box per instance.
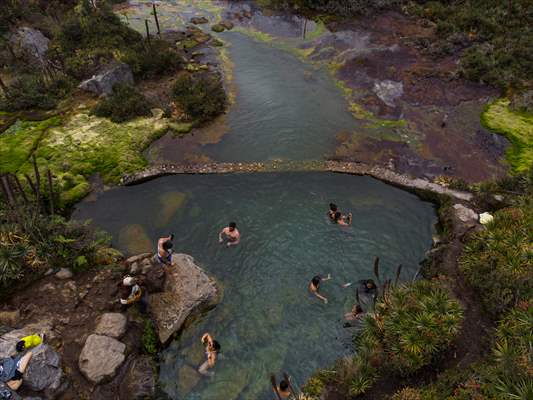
[23,344,64,394]
[0,321,56,358]
[78,334,126,384]
[79,63,134,97]
[119,356,156,400]
[94,313,127,339]
[453,204,478,225]
[149,254,218,343]
[9,27,49,66]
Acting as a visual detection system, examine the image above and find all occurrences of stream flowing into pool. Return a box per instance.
[74,172,436,400]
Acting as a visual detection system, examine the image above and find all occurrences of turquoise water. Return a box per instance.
[73,172,436,400]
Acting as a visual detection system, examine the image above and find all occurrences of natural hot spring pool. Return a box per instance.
[73,172,437,399]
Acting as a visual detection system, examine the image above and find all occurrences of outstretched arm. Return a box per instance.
[314,292,328,304]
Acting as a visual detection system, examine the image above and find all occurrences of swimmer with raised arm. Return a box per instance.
[219,222,240,247]
[309,274,331,304]
[157,234,174,266]
[198,332,221,376]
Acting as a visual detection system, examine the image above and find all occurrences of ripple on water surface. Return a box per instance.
[73,172,436,400]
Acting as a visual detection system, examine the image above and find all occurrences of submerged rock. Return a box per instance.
[119,356,156,400]
[78,334,126,384]
[373,80,404,107]
[149,254,219,343]
[118,224,153,255]
[79,63,134,97]
[177,364,201,396]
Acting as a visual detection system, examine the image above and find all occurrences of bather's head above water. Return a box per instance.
[229,222,237,231]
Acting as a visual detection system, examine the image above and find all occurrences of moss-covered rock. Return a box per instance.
[481,99,533,173]
[211,24,225,33]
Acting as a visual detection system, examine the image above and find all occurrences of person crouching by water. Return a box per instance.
[309,274,331,304]
[157,234,174,266]
[334,211,352,226]
[119,276,147,313]
[198,332,221,376]
[219,222,240,247]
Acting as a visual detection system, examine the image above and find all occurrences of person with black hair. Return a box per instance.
[344,304,364,322]
[328,203,338,220]
[219,222,240,247]
[198,332,221,376]
[308,274,331,304]
[277,379,291,398]
[157,234,174,266]
[333,211,352,226]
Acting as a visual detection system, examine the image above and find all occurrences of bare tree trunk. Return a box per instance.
[12,174,29,206]
[145,20,151,44]
[46,169,55,216]
[153,3,161,36]
[32,155,42,214]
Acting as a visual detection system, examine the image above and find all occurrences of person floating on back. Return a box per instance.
[219,222,240,247]
[198,332,221,376]
[309,274,331,304]
[157,234,174,266]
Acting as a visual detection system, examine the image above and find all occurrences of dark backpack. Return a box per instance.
[0,358,16,383]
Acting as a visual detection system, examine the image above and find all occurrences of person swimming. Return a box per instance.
[344,304,364,322]
[219,222,240,247]
[198,332,221,376]
[309,274,331,304]
[334,211,352,226]
[328,203,338,220]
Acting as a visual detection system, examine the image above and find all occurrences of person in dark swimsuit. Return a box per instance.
[334,211,352,226]
[157,234,174,265]
[328,203,338,220]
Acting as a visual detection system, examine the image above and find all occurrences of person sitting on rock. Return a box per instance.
[219,222,240,247]
[15,333,45,353]
[198,332,221,376]
[334,211,352,226]
[157,234,174,266]
[0,351,33,391]
[119,276,146,313]
[309,274,331,304]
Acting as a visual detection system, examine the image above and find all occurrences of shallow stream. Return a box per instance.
[74,172,436,399]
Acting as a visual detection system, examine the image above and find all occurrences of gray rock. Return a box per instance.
[55,268,73,280]
[373,80,404,107]
[78,334,126,384]
[0,321,55,358]
[125,253,153,266]
[9,27,49,66]
[79,63,133,97]
[129,262,140,275]
[94,313,127,339]
[119,356,156,400]
[23,345,63,393]
[453,204,478,224]
[149,254,219,343]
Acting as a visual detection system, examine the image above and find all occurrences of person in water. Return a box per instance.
[157,234,174,266]
[359,279,378,295]
[277,379,291,399]
[328,203,338,220]
[334,211,352,226]
[309,274,331,304]
[344,304,364,322]
[198,332,221,376]
[219,222,240,247]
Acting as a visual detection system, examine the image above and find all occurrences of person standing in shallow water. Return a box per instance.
[198,332,221,376]
[219,222,240,247]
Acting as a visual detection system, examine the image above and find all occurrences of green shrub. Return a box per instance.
[363,280,464,375]
[122,39,183,80]
[460,198,533,316]
[0,75,74,111]
[92,84,152,123]
[142,318,158,355]
[171,73,226,123]
[0,241,26,288]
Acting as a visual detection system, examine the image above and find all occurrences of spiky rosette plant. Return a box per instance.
[364,279,464,375]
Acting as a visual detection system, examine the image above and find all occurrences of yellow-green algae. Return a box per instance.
[481,99,533,173]
[0,112,172,206]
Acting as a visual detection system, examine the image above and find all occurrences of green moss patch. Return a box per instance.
[481,99,533,173]
[0,117,61,173]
